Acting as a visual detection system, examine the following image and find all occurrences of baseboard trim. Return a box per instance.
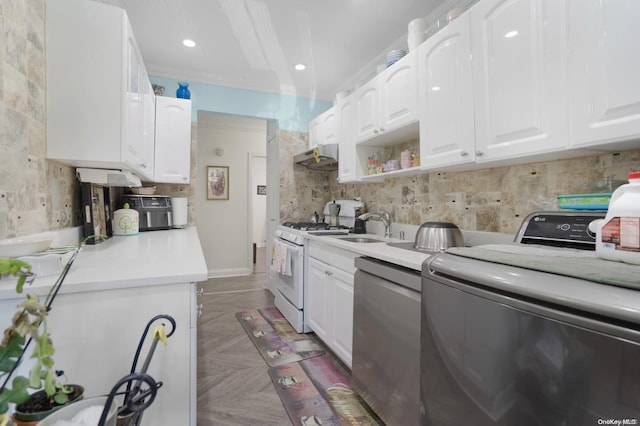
[208,267,252,278]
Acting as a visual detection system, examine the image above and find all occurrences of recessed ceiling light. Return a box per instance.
[294,63,306,71]
[183,39,196,48]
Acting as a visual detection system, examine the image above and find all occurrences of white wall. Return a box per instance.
[196,113,267,277]
[251,155,267,247]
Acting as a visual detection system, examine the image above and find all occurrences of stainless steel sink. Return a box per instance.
[335,236,384,243]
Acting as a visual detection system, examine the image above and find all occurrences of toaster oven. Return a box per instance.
[121,195,173,231]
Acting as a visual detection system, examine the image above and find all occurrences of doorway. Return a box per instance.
[195,112,278,279]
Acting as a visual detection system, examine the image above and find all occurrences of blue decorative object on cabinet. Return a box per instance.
[176,82,191,99]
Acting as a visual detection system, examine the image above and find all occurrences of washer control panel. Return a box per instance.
[516,211,606,249]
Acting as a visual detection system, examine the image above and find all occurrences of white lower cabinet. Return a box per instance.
[306,241,358,368]
[45,282,196,425]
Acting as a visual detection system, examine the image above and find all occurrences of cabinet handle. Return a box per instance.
[460,151,468,157]
[197,287,204,296]
[379,127,385,132]
[325,270,333,277]
[476,151,484,157]
[197,303,204,318]
[373,129,379,134]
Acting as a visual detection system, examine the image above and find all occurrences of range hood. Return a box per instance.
[294,144,339,171]
[76,168,142,187]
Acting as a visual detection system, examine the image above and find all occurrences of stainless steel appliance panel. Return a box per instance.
[353,257,421,426]
[421,268,640,426]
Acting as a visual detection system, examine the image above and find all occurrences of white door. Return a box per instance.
[331,267,354,368]
[419,12,475,169]
[567,0,640,148]
[379,50,418,134]
[338,97,356,183]
[154,96,192,183]
[306,257,331,340]
[308,116,321,149]
[321,107,338,145]
[354,78,380,143]
[471,0,568,162]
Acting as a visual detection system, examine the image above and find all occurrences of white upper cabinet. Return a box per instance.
[308,117,322,149]
[418,13,475,170]
[154,97,193,184]
[321,108,338,145]
[308,107,337,149]
[337,97,357,183]
[355,51,418,144]
[46,0,155,181]
[470,0,568,162]
[567,0,640,149]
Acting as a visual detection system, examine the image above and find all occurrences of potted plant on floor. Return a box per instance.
[0,255,83,426]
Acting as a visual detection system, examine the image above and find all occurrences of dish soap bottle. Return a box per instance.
[594,171,640,264]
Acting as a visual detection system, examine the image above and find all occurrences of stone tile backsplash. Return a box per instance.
[0,0,78,240]
[326,149,640,235]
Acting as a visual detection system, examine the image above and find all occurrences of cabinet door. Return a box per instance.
[568,0,640,148]
[471,0,568,162]
[309,117,322,149]
[337,97,356,183]
[379,50,418,134]
[122,19,153,180]
[154,97,192,183]
[331,267,354,368]
[354,78,380,143]
[419,13,475,169]
[321,108,338,145]
[47,283,193,425]
[307,257,331,340]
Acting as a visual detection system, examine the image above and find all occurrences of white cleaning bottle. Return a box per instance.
[595,171,640,264]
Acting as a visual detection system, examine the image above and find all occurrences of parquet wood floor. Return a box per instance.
[196,248,293,425]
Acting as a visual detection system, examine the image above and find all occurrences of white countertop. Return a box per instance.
[0,228,208,300]
[305,233,431,270]
[303,228,515,271]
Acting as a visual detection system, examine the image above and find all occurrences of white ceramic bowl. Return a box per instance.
[0,237,52,257]
[38,396,118,426]
[131,186,156,195]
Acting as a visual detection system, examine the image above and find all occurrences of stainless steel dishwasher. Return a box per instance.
[352,256,422,426]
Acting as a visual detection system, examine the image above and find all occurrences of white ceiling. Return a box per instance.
[94,0,455,101]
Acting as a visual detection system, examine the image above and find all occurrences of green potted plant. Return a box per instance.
[0,256,83,426]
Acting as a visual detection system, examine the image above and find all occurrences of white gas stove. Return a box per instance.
[271,200,364,332]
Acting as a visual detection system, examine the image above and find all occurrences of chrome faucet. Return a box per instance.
[358,209,392,238]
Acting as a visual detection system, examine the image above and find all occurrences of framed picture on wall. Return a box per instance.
[207,166,229,200]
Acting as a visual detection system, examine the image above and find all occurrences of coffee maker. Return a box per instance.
[327,202,341,227]
[321,200,365,230]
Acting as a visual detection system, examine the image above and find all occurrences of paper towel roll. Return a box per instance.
[171,197,188,228]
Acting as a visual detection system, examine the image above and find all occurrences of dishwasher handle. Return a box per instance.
[355,256,421,292]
